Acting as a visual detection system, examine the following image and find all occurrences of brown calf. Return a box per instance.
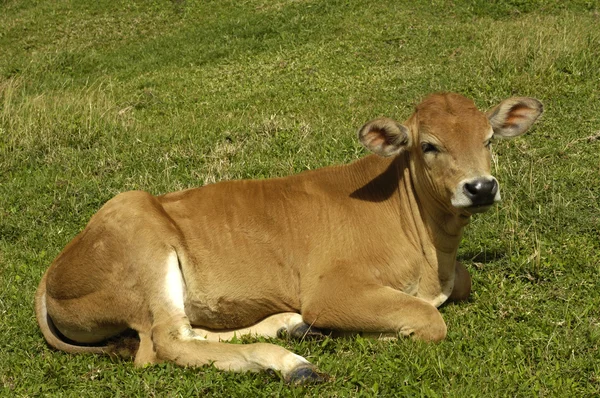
[35,92,542,382]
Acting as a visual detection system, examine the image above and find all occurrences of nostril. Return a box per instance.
[489,179,498,195]
[464,180,483,198]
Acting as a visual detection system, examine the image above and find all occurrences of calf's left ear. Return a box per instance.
[487,97,543,138]
[358,117,411,157]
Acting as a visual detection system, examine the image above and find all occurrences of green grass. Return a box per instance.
[1,0,599,396]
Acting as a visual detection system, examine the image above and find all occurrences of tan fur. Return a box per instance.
[35,92,542,380]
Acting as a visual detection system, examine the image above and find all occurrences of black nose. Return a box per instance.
[463,178,498,206]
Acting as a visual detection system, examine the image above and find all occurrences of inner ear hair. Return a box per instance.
[358,118,410,157]
[487,97,543,138]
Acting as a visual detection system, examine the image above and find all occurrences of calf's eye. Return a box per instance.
[485,140,492,149]
[421,142,438,154]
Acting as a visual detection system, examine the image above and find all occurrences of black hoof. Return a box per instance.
[286,366,326,384]
[288,323,327,340]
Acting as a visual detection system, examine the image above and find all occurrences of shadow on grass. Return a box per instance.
[457,248,507,263]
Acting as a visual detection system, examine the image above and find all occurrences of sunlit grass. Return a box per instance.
[1,0,599,396]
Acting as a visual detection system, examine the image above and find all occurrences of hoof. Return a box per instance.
[286,366,326,384]
[283,322,327,340]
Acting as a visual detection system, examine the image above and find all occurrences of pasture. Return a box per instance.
[1,0,599,396]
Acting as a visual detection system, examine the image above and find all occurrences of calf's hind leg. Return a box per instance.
[192,312,325,342]
[141,251,322,383]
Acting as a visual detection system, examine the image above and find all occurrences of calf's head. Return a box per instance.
[359,93,543,216]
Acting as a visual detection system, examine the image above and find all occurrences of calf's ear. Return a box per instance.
[487,97,543,138]
[358,117,411,157]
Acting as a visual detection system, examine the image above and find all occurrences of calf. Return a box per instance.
[35,92,542,382]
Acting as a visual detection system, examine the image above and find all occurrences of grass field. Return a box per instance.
[1,0,599,396]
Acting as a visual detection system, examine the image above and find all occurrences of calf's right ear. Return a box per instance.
[358,117,411,157]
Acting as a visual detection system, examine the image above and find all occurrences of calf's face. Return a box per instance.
[359,93,543,216]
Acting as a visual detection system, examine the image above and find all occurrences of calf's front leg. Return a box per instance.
[301,282,447,342]
[448,261,471,302]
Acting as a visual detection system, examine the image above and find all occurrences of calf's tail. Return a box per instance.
[34,270,109,355]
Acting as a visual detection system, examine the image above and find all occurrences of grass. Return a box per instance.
[1,0,599,396]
